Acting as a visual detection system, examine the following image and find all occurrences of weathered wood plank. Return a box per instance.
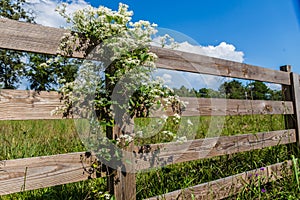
[146,160,293,200]
[291,73,300,146]
[0,18,290,85]
[151,46,291,85]
[0,89,63,120]
[0,152,101,195]
[0,18,83,57]
[280,66,300,147]
[135,129,296,170]
[0,89,292,121]
[0,130,294,196]
[150,97,294,117]
[110,126,137,200]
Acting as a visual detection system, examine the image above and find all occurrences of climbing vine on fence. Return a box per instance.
[47,3,186,165]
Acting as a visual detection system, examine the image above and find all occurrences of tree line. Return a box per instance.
[173,80,282,100]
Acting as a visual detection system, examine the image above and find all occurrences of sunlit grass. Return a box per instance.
[0,119,85,160]
[0,115,299,200]
[134,114,285,145]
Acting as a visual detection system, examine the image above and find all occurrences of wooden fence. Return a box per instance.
[0,18,299,199]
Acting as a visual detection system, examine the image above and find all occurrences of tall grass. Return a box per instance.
[0,119,85,160]
[1,114,300,200]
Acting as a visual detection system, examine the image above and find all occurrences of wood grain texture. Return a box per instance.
[0,89,292,121]
[149,97,294,117]
[280,66,300,147]
[146,160,293,200]
[0,130,294,196]
[0,18,290,85]
[0,152,100,195]
[151,46,291,85]
[0,18,83,58]
[135,129,296,171]
[291,73,300,146]
[112,126,136,200]
[0,89,63,120]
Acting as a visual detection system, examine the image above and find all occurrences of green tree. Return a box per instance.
[0,0,34,21]
[0,0,34,89]
[26,54,80,91]
[219,80,245,99]
[198,88,221,98]
[246,81,270,100]
[0,0,79,91]
[270,89,282,100]
[174,85,193,97]
[0,50,25,89]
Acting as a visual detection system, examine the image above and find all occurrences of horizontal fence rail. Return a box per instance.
[135,129,296,170]
[0,18,291,85]
[0,89,294,121]
[0,152,99,195]
[0,129,295,195]
[0,90,62,120]
[152,97,294,117]
[150,46,291,85]
[146,160,293,200]
[0,18,82,57]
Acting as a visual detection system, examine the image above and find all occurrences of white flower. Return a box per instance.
[104,193,110,199]
[119,134,134,143]
[173,113,181,119]
[162,130,175,137]
[136,131,143,137]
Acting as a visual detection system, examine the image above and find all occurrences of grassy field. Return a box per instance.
[1,115,300,199]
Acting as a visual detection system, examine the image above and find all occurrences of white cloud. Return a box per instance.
[177,41,244,63]
[154,69,229,91]
[266,83,282,91]
[152,37,244,63]
[25,0,89,28]
[152,36,245,90]
[161,73,172,84]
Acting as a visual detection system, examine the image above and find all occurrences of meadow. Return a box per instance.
[1,114,300,200]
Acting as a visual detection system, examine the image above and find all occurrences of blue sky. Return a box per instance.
[26,0,300,90]
[85,0,300,73]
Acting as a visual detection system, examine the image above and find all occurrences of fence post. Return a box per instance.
[280,65,300,147]
[106,126,136,200]
[113,126,136,200]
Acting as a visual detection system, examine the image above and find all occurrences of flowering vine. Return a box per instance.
[50,3,186,167]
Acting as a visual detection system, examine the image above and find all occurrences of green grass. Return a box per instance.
[0,119,110,200]
[0,119,85,160]
[136,145,293,199]
[0,115,300,200]
[0,178,109,200]
[134,114,285,145]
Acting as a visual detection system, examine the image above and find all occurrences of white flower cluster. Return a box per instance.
[116,134,134,146]
[104,193,110,200]
[159,34,178,49]
[173,113,181,124]
[56,3,158,63]
[161,130,187,143]
[53,3,189,149]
